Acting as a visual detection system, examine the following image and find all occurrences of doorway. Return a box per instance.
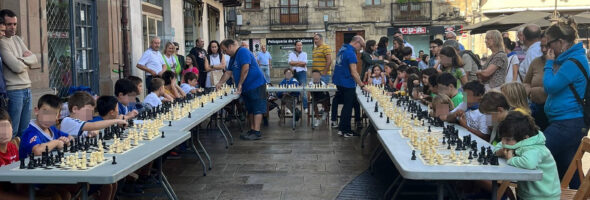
[336,31,365,73]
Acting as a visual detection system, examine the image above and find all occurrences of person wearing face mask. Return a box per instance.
[543,17,590,189]
[444,81,491,142]
[19,94,72,159]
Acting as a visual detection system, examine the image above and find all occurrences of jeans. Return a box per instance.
[321,75,331,84]
[530,102,549,131]
[260,66,270,83]
[336,86,355,132]
[331,90,361,122]
[294,71,308,109]
[544,117,586,189]
[7,88,32,137]
[145,75,153,93]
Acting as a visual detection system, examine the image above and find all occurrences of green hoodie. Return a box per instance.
[494,132,561,200]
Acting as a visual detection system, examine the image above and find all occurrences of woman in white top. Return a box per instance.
[503,37,521,82]
[162,42,182,80]
[204,40,226,89]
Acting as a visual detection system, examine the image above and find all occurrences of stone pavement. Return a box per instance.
[156,111,374,200]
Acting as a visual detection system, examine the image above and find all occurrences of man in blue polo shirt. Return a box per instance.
[217,39,267,140]
[333,36,369,137]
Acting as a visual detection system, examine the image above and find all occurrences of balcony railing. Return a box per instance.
[269,6,309,26]
[391,1,432,23]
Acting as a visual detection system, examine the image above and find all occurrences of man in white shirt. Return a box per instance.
[394,30,415,58]
[288,41,308,111]
[136,37,166,93]
[519,24,542,80]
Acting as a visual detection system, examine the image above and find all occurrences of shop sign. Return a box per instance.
[398,27,427,35]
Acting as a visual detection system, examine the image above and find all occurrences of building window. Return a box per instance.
[318,0,334,7]
[365,0,380,5]
[142,0,163,7]
[245,0,260,9]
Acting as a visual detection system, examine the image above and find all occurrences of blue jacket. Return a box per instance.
[0,54,7,95]
[277,78,300,98]
[544,42,589,121]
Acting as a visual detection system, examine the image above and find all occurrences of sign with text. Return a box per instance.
[398,27,427,35]
[267,38,314,45]
[266,38,314,67]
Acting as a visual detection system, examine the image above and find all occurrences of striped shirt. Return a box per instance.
[312,44,332,75]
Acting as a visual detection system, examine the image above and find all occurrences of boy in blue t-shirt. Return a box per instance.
[20,94,73,159]
[126,76,146,113]
[90,96,120,122]
[278,68,301,120]
[115,79,139,120]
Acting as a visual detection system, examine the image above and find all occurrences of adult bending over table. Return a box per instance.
[216,39,267,141]
[333,36,369,137]
[543,17,589,189]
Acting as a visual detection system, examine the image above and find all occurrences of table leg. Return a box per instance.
[491,180,498,200]
[220,113,233,145]
[158,157,178,200]
[369,144,383,173]
[216,119,229,149]
[360,123,373,148]
[292,97,296,130]
[190,131,208,176]
[29,184,35,200]
[195,128,212,170]
[437,182,444,200]
[391,179,406,200]
[81,183,88,200]
[383,175,400,199]
[311,97,315,130]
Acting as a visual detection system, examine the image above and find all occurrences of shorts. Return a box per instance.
[242,84,267,114]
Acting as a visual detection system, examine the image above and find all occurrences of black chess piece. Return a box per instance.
[386,117,390,123]
[411,150,416,160]
[447,142,451,149]
[473,149,478,158]
[366,96,369,103]
[112,156,117,165]
[374,102,379,112]
[19,159,25,169]
[201,102,204,107]
[442,137,446,145]
[468,151,473,160]
[483,157,489,165]
[428,126,431,132]
[211,98,214,103]
[370,97,373,102]
[188,112,192,118]
[380,112,383,118]
[168,121,172,126]
[63,142,68,152]
[161,131,165,138]
[477,154,484,163]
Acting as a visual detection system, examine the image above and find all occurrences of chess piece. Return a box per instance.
[161,131,165,138]
[442,137,446,145]
[428,126,431,132]
[188,112,192,118]
[386,117,390,123]
[447,142,451,150]
[19,159,25,169]
[468,151,473,160]
[380,112,383,118]
[411,150,416,160]
[112,156,117,165]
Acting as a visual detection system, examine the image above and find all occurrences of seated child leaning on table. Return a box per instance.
[60,91,127,137]
[278,68,301,118]
[494,111,560,199]
[444,80,492,142]
[430,94,454,119]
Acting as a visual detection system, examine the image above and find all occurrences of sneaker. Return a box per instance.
[285,108,292,115]
[331,121,339,128]
[240,130,253,140]
[343,132,354,138]
[243,132,261,140]
[313,118,321,127]
[337,131,344,136]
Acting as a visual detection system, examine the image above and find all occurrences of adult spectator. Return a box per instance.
[136,37,165,91]
[445,31,465,51]
[523,34,549,130]
[519,24,542,80]
[173,42,185,73]
[393,30,415,58]
[514,28,526,62]
[390,37,405,65]
[162,41,182,80]
[205,40,225,91]
[288,41,308,112]
[361,40,386,80]
[0,17,8,110]
[312,33,333,83]
[438,46,467,87]
[503,38,521,82]
[0,9,38,137]
[429,39,443,68]
[332,36,368,137]
[216,39,267,140]
[444,39,478,82]
[376,37,390,60]
[543,18,589,189]
[477,30,508,90]
[189,38,209,88]
[256,44,271,83]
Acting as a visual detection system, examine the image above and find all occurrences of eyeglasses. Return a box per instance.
[547,38,560,46]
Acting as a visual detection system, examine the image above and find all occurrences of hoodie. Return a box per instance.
[494,132,560,200]
[543,42,589,122]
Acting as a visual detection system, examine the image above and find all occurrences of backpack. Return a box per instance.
[460,50,482,70]
[567,58,590,129]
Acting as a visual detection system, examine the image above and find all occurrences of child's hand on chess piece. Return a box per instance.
[88,131,99,137]
[114,119,128,126]
[126,110,139,119]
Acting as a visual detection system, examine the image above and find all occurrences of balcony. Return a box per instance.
[269,6,309,30]
[391,1,432,25]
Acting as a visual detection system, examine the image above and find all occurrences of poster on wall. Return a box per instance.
[266,38,314,68]
[252,39,262,54]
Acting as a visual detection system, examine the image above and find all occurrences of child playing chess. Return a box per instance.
[278,68,301,120]
[308,70,330,127]
[393,65,408,91]
[115,79,139,120]
[162,70,186,99]
[20,94,72,158]
[126,75,146,112]
[369,65,386,86]
[144,78,174,108]
[0,108,17,166]
[494,111,560,199]
[436,72,464,108]
[92,96,121,122]
[180,72,203,95]
[431,94,454,119]
[445,81,492,142]
[479,91,521,144]
[60,92,127,137]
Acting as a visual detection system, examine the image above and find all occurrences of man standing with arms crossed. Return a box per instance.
[333,36,368,137]
[217,39,267,140]
[288,41,309,113]
[136,37,166,92]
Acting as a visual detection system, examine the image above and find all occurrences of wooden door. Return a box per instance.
[335,31,365,73]
[280,0,299,24]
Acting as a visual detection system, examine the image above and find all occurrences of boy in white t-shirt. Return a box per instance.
[445,80,492,142]
[60,92,127,137]
[180,72,203,95]
[144,77,173,108]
